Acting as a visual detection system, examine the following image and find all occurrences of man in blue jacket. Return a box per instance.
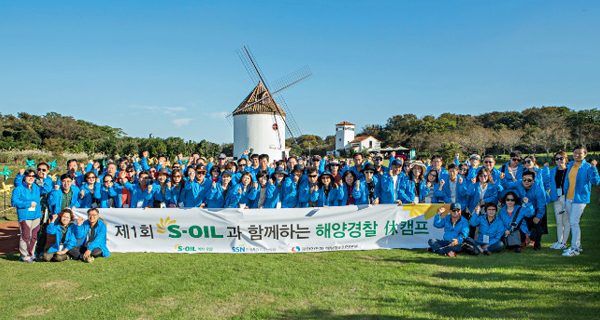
[70,208,110,260]
[428,203,470,257]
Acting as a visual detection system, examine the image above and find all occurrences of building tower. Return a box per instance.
[335,121,355,154]
[232,82,287,161]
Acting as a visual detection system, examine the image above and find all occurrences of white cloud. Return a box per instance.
[127,105,187,116]
[204,111,229,119]
[172,118,194,127]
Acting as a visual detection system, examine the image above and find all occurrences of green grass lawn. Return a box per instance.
[1,178,600,319]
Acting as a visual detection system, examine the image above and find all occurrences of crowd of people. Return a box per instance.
[10,146,599,262]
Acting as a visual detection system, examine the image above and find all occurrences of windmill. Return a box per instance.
[227,46,311,161]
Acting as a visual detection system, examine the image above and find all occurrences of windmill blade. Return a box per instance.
[237,46,272,91]
[271,66,312,95]
[237,47,260,85]
[276,96,302,144]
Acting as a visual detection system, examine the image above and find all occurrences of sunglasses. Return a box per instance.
[523,179,533,182]
[308,175,318,178]
[451,209,460,212]
[555,157,564,161]
[511,158,521,162]
[429,174,437,177]
[196,171,206,175]
[103,180,113,183]
[524,160,532,164]
[505,198,515,202]
[37,168,47,172]
[173,175,182,178]
[26,174,36,178]
[374,158,383,161]
[483,161,493,164]
[364,171,374,174]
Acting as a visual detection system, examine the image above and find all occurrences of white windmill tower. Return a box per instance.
[227,46,311,161]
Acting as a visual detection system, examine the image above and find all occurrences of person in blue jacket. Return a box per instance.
[78,171,101,209]
[498,192,535,253]
[11,168,53,263]
[205,170,237,208]
[186,166,212,208]
[231,172,258,209]
[426,155,449,182]
[562,146,600,256]
[338,170,363,205]
[70,208,110,260]
[378,160,408,204]
[48,174,81,215]
[41,209,82,262]
[298,167,319,208]
[466,168,499,215]
[344,153,366,180]
[542,151,570,250]
[247,171,270,208]
[404,161,427,204]
[311,171,342,207]
[437,164,469,208]
[469,203,505,255]
[99,175,118,208]
[150,168,172,208]
[121,171,154,208]
[360,164,381,205]
[263,167,295,208]
[420,169,445,204]
[500,151,524,184]
[501,170,547,251]
[427,203,470,257]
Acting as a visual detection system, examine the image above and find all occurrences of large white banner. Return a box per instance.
[73,204,448,254]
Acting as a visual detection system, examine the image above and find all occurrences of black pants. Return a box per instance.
[67,246,103,260]
[526,215,544,250]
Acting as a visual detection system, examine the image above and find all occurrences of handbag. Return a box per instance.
[461,237,480,255]
[502,207,522,248]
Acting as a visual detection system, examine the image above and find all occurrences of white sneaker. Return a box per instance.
[550,242,560,249]
[556,243,568,250]
[562,247,580,256]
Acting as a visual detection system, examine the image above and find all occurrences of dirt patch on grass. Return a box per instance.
[18,305,53,318]
[0,221,19,255]
[39,279,74,289]
[184,292,277,319]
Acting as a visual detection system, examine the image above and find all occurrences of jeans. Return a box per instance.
[553,196,570,244]
[428,239,462,255]
[19,218,41,260]
[566,200,586,249]
[475,240,504,253]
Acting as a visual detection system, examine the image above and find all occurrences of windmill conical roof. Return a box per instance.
[232,82,287,117]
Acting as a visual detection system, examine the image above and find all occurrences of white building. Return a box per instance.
[232,82,288,161]
[333,121,380,156]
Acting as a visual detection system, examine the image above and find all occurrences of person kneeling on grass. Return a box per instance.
[42,209,81,262]
[68,208,111,261]
[468,203,505,255]
[428,203,469,257]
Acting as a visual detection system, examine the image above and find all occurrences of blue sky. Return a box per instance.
[1,1,599,144]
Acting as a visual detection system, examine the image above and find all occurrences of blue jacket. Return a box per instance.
[231,184,259,208]
[46,222,82,253]
[121,182,154,208]
[206,182,238,208]
[338,182,365,205]
[150,183,172,207]
[420,182,446,204]
[469,214,505,245]
[502,180,547,219]
[433,213,469,244]
[79,183,101,208]
[48,186,81,215]
[75,220,111,257]
[166,181,195,207]
[263,179,296,208]
[99,186,117,208]
[187,179,212,207]
[378,173,406,204]
[498,204,535,235]
[466,182,499,213]
[11,180,53,221]
[542,166,567,203]
[563,160,600,204]
[311,185,342,207]
[437,177,469,208]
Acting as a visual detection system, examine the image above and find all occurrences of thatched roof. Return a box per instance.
[232,82,286,117]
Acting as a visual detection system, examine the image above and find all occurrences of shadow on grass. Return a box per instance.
[1,253,20,261]
[275,308,423,319]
